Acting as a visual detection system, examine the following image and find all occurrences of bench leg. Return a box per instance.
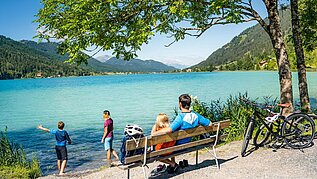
[205,146,219,169]
[142,166,148,179]
[213,145,219,169]
[196,150,199,165]
[127,169,130,179]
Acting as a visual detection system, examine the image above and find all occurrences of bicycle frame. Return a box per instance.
[251,105,293,140]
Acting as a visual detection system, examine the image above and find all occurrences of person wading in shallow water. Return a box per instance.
[101,110,119,166]
[38,121,72,175]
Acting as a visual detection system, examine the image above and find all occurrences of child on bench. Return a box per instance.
[151,113,177,173]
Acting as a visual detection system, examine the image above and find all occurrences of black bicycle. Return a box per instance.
[241,98,315,157]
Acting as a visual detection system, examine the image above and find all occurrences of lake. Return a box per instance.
[0,72,316,175]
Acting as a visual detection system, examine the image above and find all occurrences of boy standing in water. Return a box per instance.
[101,110,119,164]
[37,121,72,175]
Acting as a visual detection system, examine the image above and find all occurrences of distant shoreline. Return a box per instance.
[1,70,317,81]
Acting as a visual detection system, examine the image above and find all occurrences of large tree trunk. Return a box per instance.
[263,0,294,114]
[290,0,311,112]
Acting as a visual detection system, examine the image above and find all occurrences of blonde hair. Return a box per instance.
[155,113,170,128]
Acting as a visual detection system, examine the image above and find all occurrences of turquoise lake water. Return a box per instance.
[0,72,316,174]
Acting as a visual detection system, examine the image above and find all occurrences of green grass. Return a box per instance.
[0,128,41,179]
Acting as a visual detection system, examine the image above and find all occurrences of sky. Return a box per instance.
[0,0,270,67]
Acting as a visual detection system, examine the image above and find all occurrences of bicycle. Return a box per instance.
[240,98,315,157]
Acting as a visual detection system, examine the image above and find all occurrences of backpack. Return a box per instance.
[119,133,145,164]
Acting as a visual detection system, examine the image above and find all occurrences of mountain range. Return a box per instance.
[20,40,177,72]
[192,9,295,70]
[193,8,316,71]
[0,36,177,79]
[2,8,316,80]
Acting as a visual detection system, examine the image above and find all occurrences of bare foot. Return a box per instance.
[111,160,121,167]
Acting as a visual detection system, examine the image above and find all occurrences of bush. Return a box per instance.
[191,93,277,142]
[0,128,41,178]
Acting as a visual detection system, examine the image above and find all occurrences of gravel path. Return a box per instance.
[40,140,317,179]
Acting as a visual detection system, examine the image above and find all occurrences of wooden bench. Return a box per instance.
[118,120,231,179]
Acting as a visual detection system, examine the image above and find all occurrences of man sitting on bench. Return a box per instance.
[152,94,212,173]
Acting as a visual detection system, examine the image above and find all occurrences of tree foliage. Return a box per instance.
[299,0,317,51]
[36,0,267,64]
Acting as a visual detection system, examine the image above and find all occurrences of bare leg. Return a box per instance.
[159,159,176,167]
[171,157,176,163]
[57,160,61,173]
[59,160,67,175]
[111,149,119,160]
[107,149,111,160]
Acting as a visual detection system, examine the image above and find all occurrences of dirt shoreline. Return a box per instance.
[39,140,317,179]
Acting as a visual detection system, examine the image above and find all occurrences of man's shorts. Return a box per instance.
[104,137,113,151]
[55,146,68,160]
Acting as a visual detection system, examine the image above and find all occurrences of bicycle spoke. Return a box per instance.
[282,113,315,149]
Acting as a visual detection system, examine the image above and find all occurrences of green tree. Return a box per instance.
[290,0,310,111]
[36,0,294,112]
[299,0,317,51]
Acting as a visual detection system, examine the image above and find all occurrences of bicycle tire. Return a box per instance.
[253,123,272,147]
[308,114,317,138]
[282,113,315,149]
[241,120,254,157]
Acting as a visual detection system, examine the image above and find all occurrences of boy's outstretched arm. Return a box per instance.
[66,132,72,144]
[37,124,50,132]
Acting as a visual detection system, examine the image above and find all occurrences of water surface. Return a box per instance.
[1,72,316,174]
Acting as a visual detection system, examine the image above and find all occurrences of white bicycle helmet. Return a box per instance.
[124,124,144,136]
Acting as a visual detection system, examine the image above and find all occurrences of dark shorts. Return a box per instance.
[55,146,68,160]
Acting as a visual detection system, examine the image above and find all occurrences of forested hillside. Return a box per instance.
[0,36,178,79]
[193,9,317,71]
[20,40,121,72]
[0,35,92,79]
[105,57,177,72]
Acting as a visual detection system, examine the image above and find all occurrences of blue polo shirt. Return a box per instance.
[170,111,211,145]
[50,129,71,146]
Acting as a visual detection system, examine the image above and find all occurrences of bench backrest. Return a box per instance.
[125,120,230,164]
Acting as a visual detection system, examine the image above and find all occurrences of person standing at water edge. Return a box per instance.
[101,110,119,164]
[37,121,72,175]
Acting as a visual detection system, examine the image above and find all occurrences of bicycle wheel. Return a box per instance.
[282,113,315,149]
[241,120,255,157]
[253,123,272,147]
[308,114,317,135]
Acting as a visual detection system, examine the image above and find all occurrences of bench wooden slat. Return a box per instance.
[125,134,227,164]
[119,135,227,170]
[126,120,230,151]
[142,134,226,164]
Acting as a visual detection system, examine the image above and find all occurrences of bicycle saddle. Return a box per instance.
[277,103,291,108]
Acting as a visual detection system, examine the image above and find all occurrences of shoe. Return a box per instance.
[157,164,167,172]
[183,159,188,167]
[179,161,184,168]
[150,164,167,176]
[167,163,179,174]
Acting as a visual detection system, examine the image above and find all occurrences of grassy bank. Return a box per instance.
[191,93,317,143]
[0,128,41,179]
[191,93,283,142]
